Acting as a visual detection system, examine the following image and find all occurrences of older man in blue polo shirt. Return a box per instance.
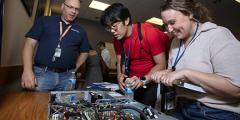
[21,0,89,91]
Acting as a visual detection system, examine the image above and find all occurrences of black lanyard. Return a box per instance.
[122,25,134,76]
[171,23,199,71]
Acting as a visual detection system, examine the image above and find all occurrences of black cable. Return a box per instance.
[93,105,100,120]
[53,102,77,108]
[98,105,148,120]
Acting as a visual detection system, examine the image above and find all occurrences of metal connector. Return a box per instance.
[173,80,184,86]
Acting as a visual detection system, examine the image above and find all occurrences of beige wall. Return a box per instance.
[1,0,38,66]
[77,19,116,69]
[77,18,113,48]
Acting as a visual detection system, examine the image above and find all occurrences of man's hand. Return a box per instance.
[117,73,127,92]
[21,70,37,90]
[128,76,144,89]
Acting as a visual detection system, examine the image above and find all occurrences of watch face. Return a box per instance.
[140,76,146,80]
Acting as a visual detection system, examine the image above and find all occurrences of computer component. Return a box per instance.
[48,91,176,120]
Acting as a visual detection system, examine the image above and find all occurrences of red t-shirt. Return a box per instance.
[114,23,169,77]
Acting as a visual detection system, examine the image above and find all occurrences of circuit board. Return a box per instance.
[48,91,176,120]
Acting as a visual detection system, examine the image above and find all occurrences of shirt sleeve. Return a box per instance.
[25,16,44,41]
[210,27,240,87]
[145,24,170,56]
[78,28,90,52]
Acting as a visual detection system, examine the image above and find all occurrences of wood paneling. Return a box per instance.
[0,66,22,85]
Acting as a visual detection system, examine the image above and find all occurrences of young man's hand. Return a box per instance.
[117,73,127,92]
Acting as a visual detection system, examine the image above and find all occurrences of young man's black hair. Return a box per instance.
[100,2,132,27]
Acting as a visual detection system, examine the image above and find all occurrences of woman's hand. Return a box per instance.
[151,69,186,86]
[151,69,171,83]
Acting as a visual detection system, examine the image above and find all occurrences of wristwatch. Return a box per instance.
[140,76,147,88]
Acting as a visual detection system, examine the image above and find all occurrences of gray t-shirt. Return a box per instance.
[168,22,240,113]
[101,48,111,67]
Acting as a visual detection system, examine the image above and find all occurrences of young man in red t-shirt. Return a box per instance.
[100,3,169,107]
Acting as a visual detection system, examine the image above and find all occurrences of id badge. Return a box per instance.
[54,47,61,58]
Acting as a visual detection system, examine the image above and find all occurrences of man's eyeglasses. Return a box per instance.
[64,3,80,12]
[105,21,122,32]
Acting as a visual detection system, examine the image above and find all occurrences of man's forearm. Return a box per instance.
[75,52,89,71]
[116,55,122,74]
[145,52,167,80]
[22,38,37,72]
[145,64,166,80]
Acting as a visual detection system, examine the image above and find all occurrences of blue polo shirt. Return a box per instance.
[26,15,89,69]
